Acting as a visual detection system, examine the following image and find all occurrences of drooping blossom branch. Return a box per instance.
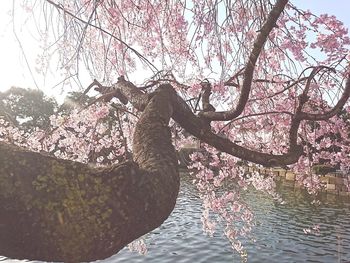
[200,0,289,121]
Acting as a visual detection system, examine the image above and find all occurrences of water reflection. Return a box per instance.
[243,183,350,263]
[1,174,350,263]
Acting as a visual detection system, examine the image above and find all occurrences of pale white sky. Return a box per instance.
[0,1,65,96]
[0,1,349,99]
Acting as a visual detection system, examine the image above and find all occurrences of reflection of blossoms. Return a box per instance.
[303,224,320,236]
[344,176,350,192]
[245,171,284,204]
[128,238,147,255]
[295,173,324,195]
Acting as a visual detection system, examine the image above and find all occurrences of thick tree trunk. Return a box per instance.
[0,86,179,262]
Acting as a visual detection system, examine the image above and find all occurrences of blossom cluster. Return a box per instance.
[0,103,130,166]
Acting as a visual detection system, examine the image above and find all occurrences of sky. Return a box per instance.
[0,1,350,99]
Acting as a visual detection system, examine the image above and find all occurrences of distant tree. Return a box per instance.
[0,87,57,131]
[60,91,94,111]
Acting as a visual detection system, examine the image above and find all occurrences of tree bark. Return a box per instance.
[0,86,179,262]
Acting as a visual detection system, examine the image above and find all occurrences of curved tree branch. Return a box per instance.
[200,0,289,121]
[288,68,349,147]
[299,76,350,121]
[219,111,293,133]
[249,76,309,102]
[112,78,303,167]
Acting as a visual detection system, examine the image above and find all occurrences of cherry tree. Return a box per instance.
[0,0,349,261]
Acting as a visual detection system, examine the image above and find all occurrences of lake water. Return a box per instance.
[2,174,350,263]
[105,174,350,263]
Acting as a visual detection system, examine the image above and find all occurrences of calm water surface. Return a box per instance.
[2,174,350,263]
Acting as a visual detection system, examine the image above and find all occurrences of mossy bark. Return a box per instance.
[0,86,179,262]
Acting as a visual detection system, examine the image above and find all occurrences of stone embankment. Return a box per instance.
[245,166,350,197]
[177,143,350,197]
